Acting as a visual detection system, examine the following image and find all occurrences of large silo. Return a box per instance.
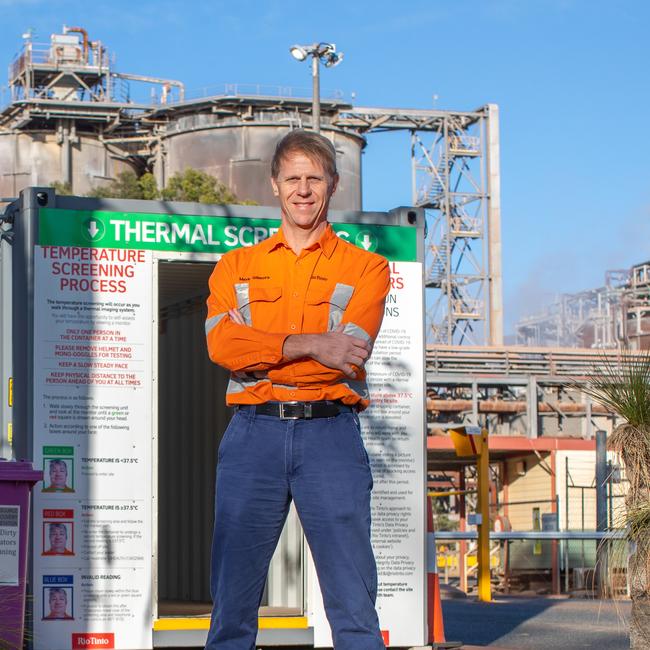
[153,97,365,209]
[0,130,136,199]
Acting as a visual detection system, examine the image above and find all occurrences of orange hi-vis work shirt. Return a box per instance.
[205,223,390,410]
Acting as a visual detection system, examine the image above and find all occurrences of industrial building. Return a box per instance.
[516,261,650,349]
[0,24,629,648]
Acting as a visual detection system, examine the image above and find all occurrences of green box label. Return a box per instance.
[43,446,74,456]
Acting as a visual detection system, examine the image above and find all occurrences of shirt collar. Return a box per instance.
[265,223,339,259]
[261,228,286,254]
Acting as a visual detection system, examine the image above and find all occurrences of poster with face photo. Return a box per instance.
[42,521,74,556]
[42,580,74,621]
[42,456,75,493]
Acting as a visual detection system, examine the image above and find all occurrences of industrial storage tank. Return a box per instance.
[0,130,136,199]
[153,97,365,209]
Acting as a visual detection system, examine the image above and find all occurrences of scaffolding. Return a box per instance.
[410,105,502,346]
[332,104,502,344]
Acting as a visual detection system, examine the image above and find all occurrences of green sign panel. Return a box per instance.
[43,446,74,456]
[39,208,417,262]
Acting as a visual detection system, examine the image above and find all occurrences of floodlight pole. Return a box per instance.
[290,42,342,135]
[312,53,321,134]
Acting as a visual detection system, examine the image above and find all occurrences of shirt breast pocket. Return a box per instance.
[307,283,354,331]
[235,284,282,327]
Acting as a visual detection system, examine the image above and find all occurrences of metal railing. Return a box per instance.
[435,530,624,541]
[434,530,628,596]
[10,43,103,77]
[426,345,642,378]
[449,134,481,155]
[182,82,348,103]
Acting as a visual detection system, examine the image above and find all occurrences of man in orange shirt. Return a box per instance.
[205,130,389,650]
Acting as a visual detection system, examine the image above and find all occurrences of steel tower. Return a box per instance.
[411,104,502,345]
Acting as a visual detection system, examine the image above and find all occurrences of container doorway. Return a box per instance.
[156,260,304,620]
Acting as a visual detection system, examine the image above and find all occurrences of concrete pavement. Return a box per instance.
[441,592,631,649]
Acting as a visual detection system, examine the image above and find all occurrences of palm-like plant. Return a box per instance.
[580,350,650,648]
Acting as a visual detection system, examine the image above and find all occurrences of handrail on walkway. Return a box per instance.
[435,530,625,541]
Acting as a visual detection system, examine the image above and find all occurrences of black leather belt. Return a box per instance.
[236,400,352,420]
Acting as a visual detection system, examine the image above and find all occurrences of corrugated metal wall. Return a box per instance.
[557,451,597,531]
[265,504,304,610]
[502,453,555,571]
[505,454,553,531]
[0,236,12,459]
[158,292,230,603]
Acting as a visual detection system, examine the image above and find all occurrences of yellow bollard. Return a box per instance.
[476,427,491,602]
[449,425,491,602]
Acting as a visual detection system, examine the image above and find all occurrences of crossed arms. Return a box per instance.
[205,253,390,386]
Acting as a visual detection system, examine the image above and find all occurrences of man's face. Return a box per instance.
[271,151,338,234]
[49,590,67,617]
[49,462,67,488]
[49,525,67,553]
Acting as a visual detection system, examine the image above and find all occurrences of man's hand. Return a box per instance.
[283,324,371,379]
[229,308,245,325]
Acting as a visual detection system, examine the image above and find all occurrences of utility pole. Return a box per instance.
[595,430,608,596]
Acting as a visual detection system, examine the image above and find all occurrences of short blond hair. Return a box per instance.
[271,130,337,180]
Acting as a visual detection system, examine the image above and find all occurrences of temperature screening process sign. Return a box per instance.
[31,207,425,649]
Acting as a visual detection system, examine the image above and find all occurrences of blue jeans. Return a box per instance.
[205,408,385,650]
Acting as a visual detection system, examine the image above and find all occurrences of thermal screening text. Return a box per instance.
[41,247,145,293]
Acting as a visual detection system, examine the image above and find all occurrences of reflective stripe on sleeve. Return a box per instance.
[227,372,263,395]
[342,322,371,343]
[234,282,252,326]
[227,374,296,395]
[328,283,354,330]
[205,312,226,336]
[339,378,370,401]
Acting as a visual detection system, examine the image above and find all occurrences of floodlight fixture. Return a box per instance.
[288,41,344,134]
[323,51,343,68]
[289,45,308,61]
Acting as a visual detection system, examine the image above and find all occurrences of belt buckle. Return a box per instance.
[279,401,301,419]
[279,402,312,419]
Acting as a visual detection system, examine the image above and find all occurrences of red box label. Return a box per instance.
[44,509,74,519]
[72,633,114,649]
[381,630,390,645]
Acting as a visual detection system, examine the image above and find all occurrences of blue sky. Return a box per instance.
[2,0,649,335]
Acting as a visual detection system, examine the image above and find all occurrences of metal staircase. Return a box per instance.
[411,107,500,345]
[427,234,450,288]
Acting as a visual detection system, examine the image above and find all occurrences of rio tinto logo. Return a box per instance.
[72,633,115,649]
